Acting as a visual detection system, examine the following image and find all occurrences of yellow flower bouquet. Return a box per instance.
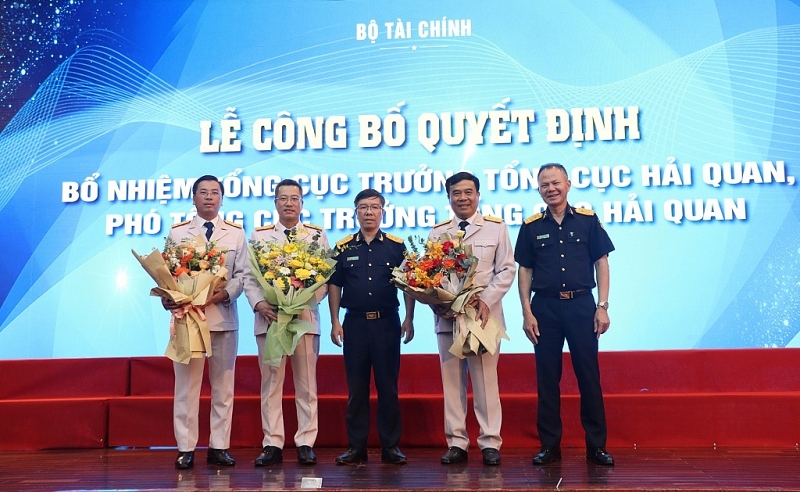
[132,235,227,364]
[248,230,336,366]
[391,232,507,358]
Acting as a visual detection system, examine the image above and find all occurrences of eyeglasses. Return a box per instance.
[196,190,221,198]
[356,205,383,212]
[276,196,302,204]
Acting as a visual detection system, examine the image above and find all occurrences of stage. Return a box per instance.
[1,447,798,491]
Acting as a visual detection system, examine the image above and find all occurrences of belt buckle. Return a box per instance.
[366,311,379,320]
[558,291,573,300]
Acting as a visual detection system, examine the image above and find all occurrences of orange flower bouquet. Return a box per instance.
[391,231,506,358]
[132,235,227,363]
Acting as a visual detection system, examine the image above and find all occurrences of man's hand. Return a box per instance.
[594,307,610,339]
[469,296,490,328]
[161,297,180,311]
[203,284,229,307]
[255,300,278,324]
[401,319,414,344]
[431,304,455,320]
[330,320,344,347]
[522,311,540,345]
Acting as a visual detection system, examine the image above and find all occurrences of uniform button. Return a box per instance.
[562,283,566,287]
[559,240,563,244]
[561,268,565,271]
[560,254,564,258]
[368,263,372,266]
[368,292,373,296]
[541,243,545,247]
[368,277,372,281]
[577,238,580,242]
[559,226,562,230]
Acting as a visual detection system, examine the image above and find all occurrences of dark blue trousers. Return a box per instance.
[531,294,607,449]
[342,311,402,449]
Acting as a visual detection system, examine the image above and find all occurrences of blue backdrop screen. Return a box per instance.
[1,0,799,358]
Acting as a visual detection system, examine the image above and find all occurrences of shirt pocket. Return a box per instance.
[565,232,591,262]
[473,239,497,265]
[532,236,557,267]
[342,258,364,271]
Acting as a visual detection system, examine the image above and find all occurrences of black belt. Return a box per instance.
[347,310,392,320]
[534,289,590,300]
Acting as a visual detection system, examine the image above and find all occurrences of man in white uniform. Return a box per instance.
[244,179,329,466]
[429,172,515,466]
[165,174,248,469]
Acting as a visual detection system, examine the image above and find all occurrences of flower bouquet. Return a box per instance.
[132,235,227,364]
[248,229,336,366]
[390,231,507,358]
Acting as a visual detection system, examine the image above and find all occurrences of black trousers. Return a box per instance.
[342,311,402,449]
[531,294,607,449]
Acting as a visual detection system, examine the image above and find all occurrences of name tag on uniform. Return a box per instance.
[346,256,359,261]
[536,234,550,240]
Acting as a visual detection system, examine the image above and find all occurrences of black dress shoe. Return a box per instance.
[254,446,283,466]
[296,445,317,465]
[440,446,468,464]
[482,448,501,466]
[586,447,615,466]
[532,447,562,465]
[175,451,194,469]
[381,446,407,465]
[335,446,367,465]
[207,448,236,466]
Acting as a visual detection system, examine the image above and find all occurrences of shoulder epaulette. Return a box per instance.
[523,212,544,224]
[433,219,450,228]
[385,233,404,244]
[255,224,275,232]
[575,208,595,216]
[336,235,354,248]
[172,219,191,228]
[224,220,243,228]
[484,215,503,223]
[305,223,323,231]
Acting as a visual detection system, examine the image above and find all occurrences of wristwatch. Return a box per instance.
[597,301,609,309]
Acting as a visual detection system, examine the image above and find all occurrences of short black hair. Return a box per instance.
[445,171,480,195]
[192,174,223,195]
[354,188,385,207]
[538,163,568,179]
[274,178,303,198]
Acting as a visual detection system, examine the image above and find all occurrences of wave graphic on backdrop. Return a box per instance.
[0,45,218,211]
[1,26,800,353]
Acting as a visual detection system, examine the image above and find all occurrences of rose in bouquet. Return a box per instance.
[249,229,336,366]
[391,232,507,358]
[133,235,228,363]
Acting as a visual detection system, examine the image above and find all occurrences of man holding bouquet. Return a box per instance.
[244,179,329,466]
[430,172,516,466]
[165,174,248,469]
[328,188,416,465]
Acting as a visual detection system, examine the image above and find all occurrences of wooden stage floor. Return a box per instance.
[1,447,798,491]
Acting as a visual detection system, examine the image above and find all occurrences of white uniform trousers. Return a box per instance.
[256,332,320,448]
[173,330,238,451]
[437,332,503,451]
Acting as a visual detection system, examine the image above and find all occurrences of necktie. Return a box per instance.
[284,227,296,240]
[204,221,214,240]
[458,220,469,233]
